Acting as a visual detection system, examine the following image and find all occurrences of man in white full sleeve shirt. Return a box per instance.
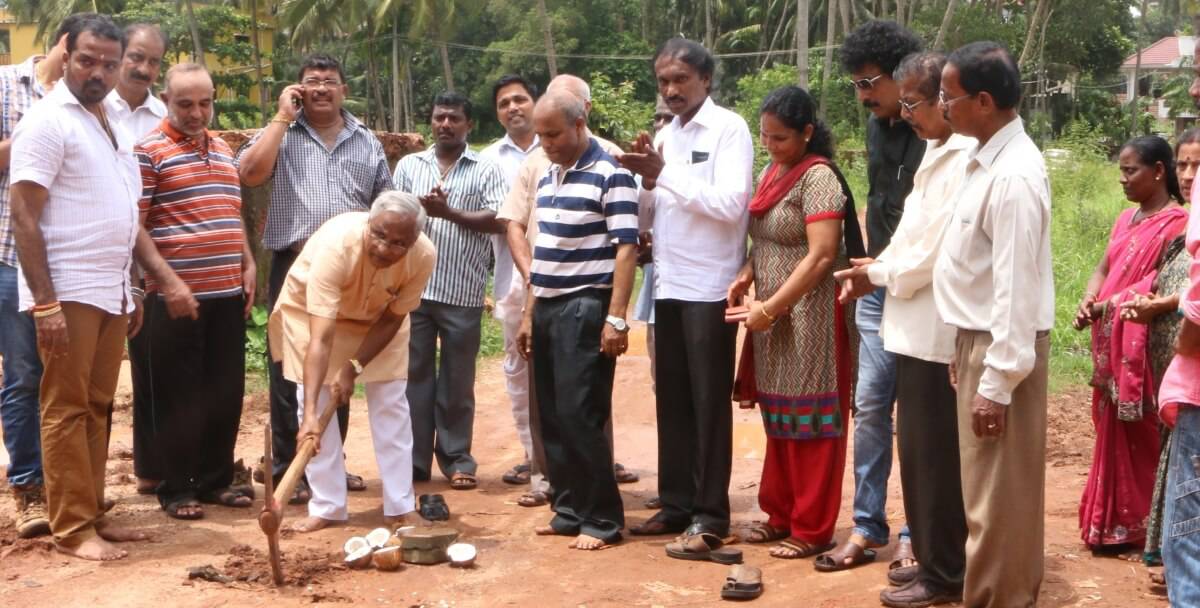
[618,37,753,543]
[933,42,1053,608]
[836,51,971,608]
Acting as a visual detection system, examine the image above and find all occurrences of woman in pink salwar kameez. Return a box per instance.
[1074,136,1189,551]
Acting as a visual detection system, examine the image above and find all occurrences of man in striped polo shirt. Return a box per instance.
[517,90,639,550]
[130,63,256,520]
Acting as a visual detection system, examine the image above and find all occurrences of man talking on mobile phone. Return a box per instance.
[238,53,393,510]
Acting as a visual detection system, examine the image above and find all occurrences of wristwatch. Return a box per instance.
[605,315,629,333]
[348,358,364,375]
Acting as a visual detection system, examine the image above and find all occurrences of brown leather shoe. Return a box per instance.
[12,483,51,539]
[880,579,962,608]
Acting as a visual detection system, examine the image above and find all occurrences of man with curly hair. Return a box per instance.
[816,20,925,581]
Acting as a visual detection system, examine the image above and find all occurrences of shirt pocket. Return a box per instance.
[451,185,486,212]
[339,157,376,203]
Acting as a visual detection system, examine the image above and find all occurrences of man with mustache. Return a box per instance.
[10,14,153,561]
[480,74,541,486]
[393,92,506,491]
[239,53,392,509]
[618,38,754,548]
[817,20,925,580]
[108,22,169,498]
[129,63,256,520]
[107,23,166,142]
[0,12,92,540]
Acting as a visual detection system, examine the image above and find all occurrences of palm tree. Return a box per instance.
[4,0,123,44]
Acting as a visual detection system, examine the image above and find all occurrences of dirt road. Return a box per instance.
[0,325,1170,607]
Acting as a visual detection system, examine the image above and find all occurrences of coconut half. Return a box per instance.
[365,527,392,549]
[447,542,477,568]
[343,536,370,556]
[344,546,374,569]
[373,546,403,571]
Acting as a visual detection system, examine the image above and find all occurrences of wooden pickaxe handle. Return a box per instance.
[272,398,344,510]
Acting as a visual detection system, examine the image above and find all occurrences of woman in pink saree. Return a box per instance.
[1074,136,1189,551]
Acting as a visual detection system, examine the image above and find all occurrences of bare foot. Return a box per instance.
[289,515,335,533]
[569,534,610,551]
[535,525,567,536]
[56,536,128,561]
[95,521,149,542]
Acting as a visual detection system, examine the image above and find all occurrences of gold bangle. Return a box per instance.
[33,305,62,318]
[760,302,777,321]
[270,116,292,126]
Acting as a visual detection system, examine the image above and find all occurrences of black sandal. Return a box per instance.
[164,498,204,520]
[198,487,253,508]
[418,494,450,521]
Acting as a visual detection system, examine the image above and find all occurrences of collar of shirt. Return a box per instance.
[968,116,1025,171]
[158,117,218,149]
[104,89,166,119]
[15,55,48,97]
[923,132,975,167]
[415,143,482,167]
[497,132,539,155]
[546,137,603,182]
[666,96,719,133]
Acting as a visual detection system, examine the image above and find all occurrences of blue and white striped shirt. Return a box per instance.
[530,138,639,298]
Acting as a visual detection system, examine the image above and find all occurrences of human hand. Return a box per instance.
[833,257,877,303]
[242,259,257,319]
[163,278,199,320]
[296,416,321,453]
[744,300,776,332]
[329,362,356,407]
[420,185,451,218]
[276,84,305,121]
[1119,293,1157,325]
[600,322,628,358]
[516,313,533,360]
[948,358,958,390]
[128,292,144,338]
[637,232,653,266]
[726,267,753,306]
[617,132,665,180]
[1073,293,1097,330]
[971,393,1007,438]
[35,308,69,358]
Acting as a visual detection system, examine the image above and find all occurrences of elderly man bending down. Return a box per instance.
[268,192,436,532]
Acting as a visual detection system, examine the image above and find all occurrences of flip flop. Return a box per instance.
[721,564,764,601]
[502,462,532,485]
[665,531,743,564]
[517,490,551,507]
[614,463,639,484]
[771,539,836,560]
[450,471,478,490]
[346,472,367,492]
[164,498,204,520]
[814,540,878,571]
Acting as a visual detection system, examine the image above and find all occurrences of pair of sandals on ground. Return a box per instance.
[504,461,639,507]
[745,523,918,580]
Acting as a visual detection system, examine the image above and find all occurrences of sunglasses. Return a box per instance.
[850,74,886,91]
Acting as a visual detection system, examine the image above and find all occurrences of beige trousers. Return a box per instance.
[39,302,127,548]
[955,329,1049,608]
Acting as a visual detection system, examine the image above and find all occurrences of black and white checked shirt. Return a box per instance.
[243,110,392,251]
[392,147,505,308]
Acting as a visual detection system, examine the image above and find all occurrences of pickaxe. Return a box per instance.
[258,399,342,586]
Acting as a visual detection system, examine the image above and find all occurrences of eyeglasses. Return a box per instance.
[301,78,342,89]
[898,98,929,113]
[850,74,886,91]
[938,89,975,106]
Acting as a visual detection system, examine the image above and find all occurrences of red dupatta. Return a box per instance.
[749,154,831,218]
[1091,206,1189,420]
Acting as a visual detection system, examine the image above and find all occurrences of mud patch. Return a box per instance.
[219,543,339,587]
[1047,388,1095,466]
[0,520,55,559]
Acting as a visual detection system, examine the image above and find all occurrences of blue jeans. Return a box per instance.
[851,288,907,545]
[1165,405,1200,606]
[0,263,43,486]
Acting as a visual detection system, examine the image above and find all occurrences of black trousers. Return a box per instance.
[653,298,736,534]
[532,289,623,543]
[895,354,967,591]
[128,293,246,504]
[267,249,348,479]
[406,299,482,480]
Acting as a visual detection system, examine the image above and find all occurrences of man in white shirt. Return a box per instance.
[109,22,168,496]
[836,51,971,608]
[480,74,541,486]
[933,42,1053,608]
[10,15,157,562]
[106,24,166,141]
[619,38,753,542]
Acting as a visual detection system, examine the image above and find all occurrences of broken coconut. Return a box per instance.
[344,546,374,569]
[343,536,370,556]
[373,546,403,571]
[447,543,477,568]
[365,527,392,549]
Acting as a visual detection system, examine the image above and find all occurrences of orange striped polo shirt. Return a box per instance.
[136,119,245,299]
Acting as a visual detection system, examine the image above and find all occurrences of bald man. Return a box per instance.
[517,90,638,550]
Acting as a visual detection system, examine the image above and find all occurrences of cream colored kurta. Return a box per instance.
[269,211,436,384]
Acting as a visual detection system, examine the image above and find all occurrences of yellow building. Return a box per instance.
[0,6,275,104]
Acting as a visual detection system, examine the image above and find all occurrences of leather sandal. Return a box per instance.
[814,540,878,571]
[418,494,450,521]
[630,514,688,536]
[721,564,764,601]
[888,537,919,585]
[665,531,743,564]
